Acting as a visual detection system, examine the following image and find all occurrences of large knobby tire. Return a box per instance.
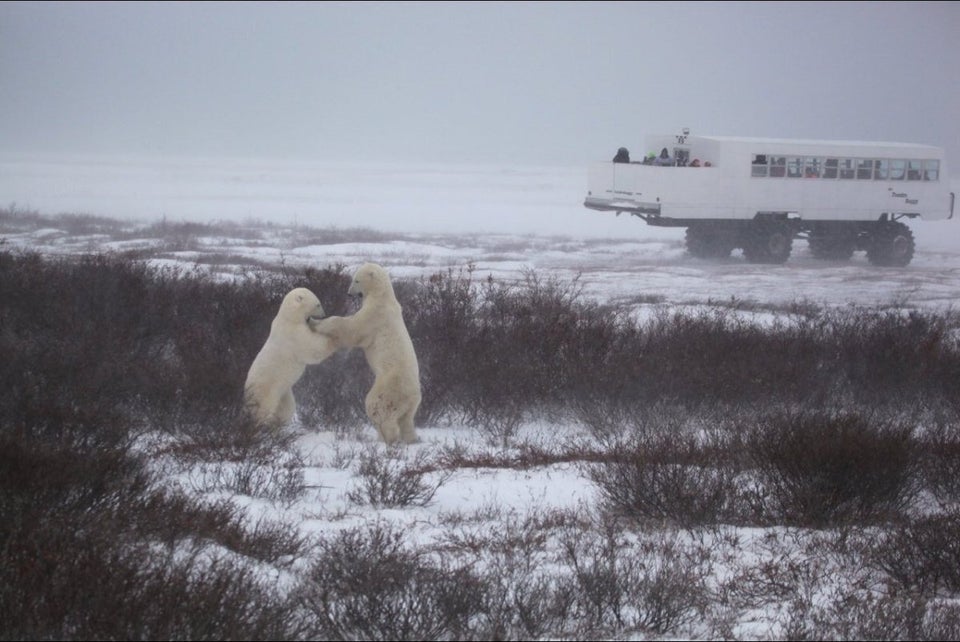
[866,221,915,267]
[742,223,793,264]
[685,226,734,259]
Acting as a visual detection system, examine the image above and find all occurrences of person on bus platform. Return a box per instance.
[690,158,701,167]
[654,147,673,166]
[613,147,630,163]
[642,152,656,165]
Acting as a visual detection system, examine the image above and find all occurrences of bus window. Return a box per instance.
[907,160,923,180]
[770,156,786,177]
[751,154,768,177]
[787,157,803,178]
[839,159,855,179]
[924,159,940,181]
[856,159,873,179]
[823,158,839,179]
[804,157,822,178]
[874,159,889,180]
[889,160,906,180]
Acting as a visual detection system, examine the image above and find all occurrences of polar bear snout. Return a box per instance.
[307,312,323,325]
[302,298,325,327]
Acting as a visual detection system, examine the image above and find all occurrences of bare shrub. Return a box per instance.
[919,416,960,505]
[559,525,709,636]
[796,590,960,641]
[829,307,960,404]
[292,224,399,246]
[400,266,480,424]
[296,522,482,640]
[585,431,743,528]
[472,552,576,640]
[868,511,960,595]
[570,394,639,444]
[346,446,453,508]
[470,269,613,419]
[433,506,583,638]
[745,410,918,527]
[466,400,526,448]
[0,519,303,640]
[294,348,371,431]
[191,453,306,505]
[169,413,308,505]
[0,414,304,639]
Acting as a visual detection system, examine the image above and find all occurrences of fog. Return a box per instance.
[2,1,958,167]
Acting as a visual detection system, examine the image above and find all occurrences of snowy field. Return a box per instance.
[3,153,960,639]
[3,152,960,312]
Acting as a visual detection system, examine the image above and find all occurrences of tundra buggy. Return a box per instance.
[584,131,954,266]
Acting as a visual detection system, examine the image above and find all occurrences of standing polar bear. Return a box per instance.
[312,263,421,444]
[244,288,336,428]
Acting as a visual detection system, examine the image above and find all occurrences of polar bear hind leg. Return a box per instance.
[365,384,405,444]
[397,392,420,444]
[276,389,296,426]
[398,405,419,444]
[245,385,295,428]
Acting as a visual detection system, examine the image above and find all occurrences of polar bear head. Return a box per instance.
[278,287,325,325]
[347,262,395,300]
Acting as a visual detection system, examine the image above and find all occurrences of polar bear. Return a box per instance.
[311,263,421,444]
[244,287,336,428]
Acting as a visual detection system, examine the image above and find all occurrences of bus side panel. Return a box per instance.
[798,180,953,221]
[587,153,953,222]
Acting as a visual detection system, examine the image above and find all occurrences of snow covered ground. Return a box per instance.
[3,153,960,639]
[4,153,960,312]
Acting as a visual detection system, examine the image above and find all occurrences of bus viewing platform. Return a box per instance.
[584,130,955,266]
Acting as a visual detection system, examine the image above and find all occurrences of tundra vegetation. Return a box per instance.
[2,208,960,640]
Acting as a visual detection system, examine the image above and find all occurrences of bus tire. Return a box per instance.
[866,221,915,267]
[742,223,793,264]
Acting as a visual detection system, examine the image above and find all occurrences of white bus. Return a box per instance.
[584,130,955,266]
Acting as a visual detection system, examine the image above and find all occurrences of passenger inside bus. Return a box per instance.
[770,157,786,177]
[654,147,674,166]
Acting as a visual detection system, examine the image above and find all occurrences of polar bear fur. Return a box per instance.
[244,287,336,428]
[312,263,421,444]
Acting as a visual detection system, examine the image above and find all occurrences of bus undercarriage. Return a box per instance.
[615,209,918,267]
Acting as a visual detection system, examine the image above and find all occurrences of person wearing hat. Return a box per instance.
[654,147,674,166]
[613,147,630,163]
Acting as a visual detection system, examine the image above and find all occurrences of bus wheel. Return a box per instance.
[866,221,915,267]
[742,223,793,264]
[808,234,856,261]
[685,226,734,259]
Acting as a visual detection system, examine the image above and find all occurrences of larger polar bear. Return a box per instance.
[244,287,336,428]
[312,262,421,444]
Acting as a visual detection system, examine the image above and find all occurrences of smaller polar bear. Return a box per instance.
[312,263,421,444]
[244,287,336,428]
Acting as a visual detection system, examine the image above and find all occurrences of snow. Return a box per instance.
[3,152,960,639]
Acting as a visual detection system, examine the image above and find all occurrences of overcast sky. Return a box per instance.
[2,1,958,166]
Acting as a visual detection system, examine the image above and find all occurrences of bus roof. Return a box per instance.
[682,134,941,153]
